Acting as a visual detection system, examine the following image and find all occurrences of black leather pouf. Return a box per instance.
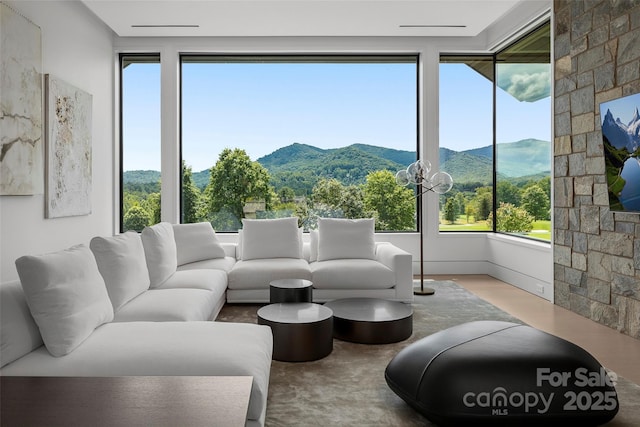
[385,321,618,426]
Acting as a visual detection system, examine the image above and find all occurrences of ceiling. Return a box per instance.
[81,0,523,38]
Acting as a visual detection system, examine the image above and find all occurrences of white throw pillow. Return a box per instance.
[173,222,226,266]
[241,217,302,260]
[309,229,319,262]
[90,232,150,311]
[141,222,178,288]
[317,218,376,261]
[14,244,114,357]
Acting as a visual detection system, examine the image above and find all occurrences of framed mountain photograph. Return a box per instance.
[599,92,640,213]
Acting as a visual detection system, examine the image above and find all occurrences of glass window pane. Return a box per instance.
[439,55,494,232]
[120,54,161,232]
[495,23,551,241]
[180,56,418,232]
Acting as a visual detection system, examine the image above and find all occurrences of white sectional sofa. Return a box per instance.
[0,217,412,427]
[226,217,413,303]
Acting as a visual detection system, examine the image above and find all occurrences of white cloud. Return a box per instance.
[497,64,550,103]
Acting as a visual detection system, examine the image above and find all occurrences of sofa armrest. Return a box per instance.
[375,242,413,302]
[221,243,236,258]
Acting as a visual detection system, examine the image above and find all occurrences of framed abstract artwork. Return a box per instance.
[0,2,43,195]
[45,74,93,218]
[600,91,640,213]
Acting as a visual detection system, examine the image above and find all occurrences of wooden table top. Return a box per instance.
[1,375,253,427]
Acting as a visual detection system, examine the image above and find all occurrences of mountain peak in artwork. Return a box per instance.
[627,107,640,141]
[629,107,640,126]
[602,108,634,151]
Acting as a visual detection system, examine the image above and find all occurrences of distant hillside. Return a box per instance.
[440,150,493,185]
[124,139,550,194]
[123,170,160,184]
[257,143,409,193]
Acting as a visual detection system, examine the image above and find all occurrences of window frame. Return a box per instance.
[177,53,422,232]
[438,20,551,242]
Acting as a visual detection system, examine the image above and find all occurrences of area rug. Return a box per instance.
[217,280,640,426]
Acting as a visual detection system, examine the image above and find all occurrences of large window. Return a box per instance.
[180,55,419,231]
[120,54,161,232]
[439,22,551,241]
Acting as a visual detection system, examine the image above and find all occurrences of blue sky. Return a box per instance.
[123,60,551,172]
[600,92,640,125]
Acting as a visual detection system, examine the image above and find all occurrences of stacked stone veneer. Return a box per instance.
[554,0,640,339]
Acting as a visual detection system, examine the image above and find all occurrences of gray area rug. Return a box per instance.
[217,280,640,426]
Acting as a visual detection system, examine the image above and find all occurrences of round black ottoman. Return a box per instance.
[385,321,618,426]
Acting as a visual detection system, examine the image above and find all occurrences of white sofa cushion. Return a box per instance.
[14,245,114,357]
[228,258,311,290]
[157,269,228,294]
[317,218,375,261]
[177,256,237,273]
[310,259,395,289]
[141,222,177,288]
[0,321,273,426]
[173,222,225,266]
[90,232,150,311]
[0,281,44,367]
[241,217,301,260]
[112,288,218,322]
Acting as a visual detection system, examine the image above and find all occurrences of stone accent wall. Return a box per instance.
[554,0,640,339]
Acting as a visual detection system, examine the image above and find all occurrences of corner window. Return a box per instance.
[439,22,551,242]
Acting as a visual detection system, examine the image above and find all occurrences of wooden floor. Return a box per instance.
[426,274,640,385]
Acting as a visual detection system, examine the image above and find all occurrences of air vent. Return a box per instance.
[399,25,466,28]
[131,24,200,28]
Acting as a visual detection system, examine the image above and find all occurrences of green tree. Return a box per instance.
[489,202,533,233]
[444,197,457,224]
[204,148,274,224]
[341,185,366,219]
[521,185,550,220]
[182,161,202,223]
[310,178,366,220]
[474,188,493,221]
[123,205,151,232]
[496,181,521,206]
[312,178,345,207]
[465,204,476,223]
[363,170,415,231]
[278,186,296,204]
[142,193,161,225]
[453,192,467,217]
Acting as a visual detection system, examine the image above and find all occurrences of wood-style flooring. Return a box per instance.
[426,274,640,385]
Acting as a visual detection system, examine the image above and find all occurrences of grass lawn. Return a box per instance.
[438,216,551,242]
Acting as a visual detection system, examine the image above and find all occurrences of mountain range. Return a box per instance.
[601,107,640,153]
[125,139,551,192]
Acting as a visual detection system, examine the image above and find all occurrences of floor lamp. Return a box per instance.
[396,160,453,296]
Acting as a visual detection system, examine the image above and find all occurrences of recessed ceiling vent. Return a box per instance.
[399,25,466,28]
[131,24,200,28]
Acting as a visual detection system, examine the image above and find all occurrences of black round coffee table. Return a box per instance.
[323,298,412,344]
[269,279,313,303]
[257,303,333,362]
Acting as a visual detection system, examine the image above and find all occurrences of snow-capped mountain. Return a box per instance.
[602,107,640,152]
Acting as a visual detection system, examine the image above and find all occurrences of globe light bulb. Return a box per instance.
[395,170,410,186]
[430,171,453,194]
[407,160,431,184]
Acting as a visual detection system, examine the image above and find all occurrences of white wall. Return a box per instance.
[0,1,114,283]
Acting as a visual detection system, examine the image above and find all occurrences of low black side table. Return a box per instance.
[269,279,313,303]
[257,303,333,362]
[324,298,413,344]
